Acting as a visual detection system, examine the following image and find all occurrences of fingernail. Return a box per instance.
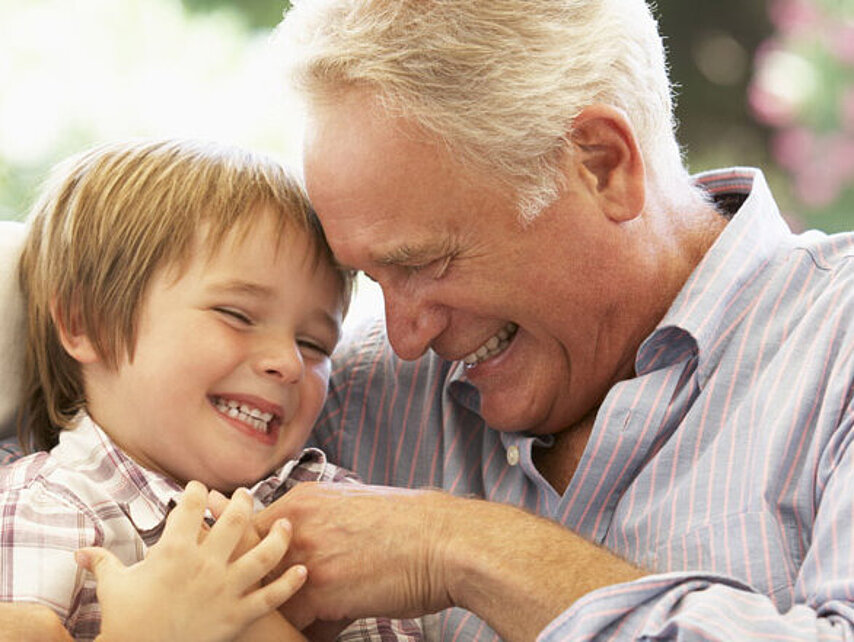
[276,518,292,534]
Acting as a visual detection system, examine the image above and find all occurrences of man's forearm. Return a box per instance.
[257,483,644,639]
[441,497,645,641]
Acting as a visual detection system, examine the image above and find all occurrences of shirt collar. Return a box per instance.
[56,414,327,538]
[56,413,183,536]
[639,168,791,383]
[447,361,480,414]
[249,447,334,507]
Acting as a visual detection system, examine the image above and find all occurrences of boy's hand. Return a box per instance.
[207,487,262,555]
[76,480,307,642]
[0,603,73,642]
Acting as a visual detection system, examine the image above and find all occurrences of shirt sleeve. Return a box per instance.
[338,616,424,641]
[0,474,102,637]
[540,396,854,641]
[0,436,23,464]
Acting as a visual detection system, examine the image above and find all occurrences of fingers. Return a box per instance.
[75,546,124,579]
[230,519,293,591]
[203,487,254,560]
[241,562,308,622]
[207,488,230,519]
[162,480,208,541]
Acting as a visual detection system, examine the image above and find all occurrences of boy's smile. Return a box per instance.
[210,395,282,440]
[80,206,345,492]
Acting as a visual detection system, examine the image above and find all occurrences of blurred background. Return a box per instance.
[1,0,852,237]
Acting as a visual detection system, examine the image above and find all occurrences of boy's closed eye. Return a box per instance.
[213,306,336,358]
[213,306,254,326]
[297,338,333,359]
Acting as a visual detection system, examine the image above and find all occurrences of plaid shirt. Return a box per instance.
[0,413,422,641]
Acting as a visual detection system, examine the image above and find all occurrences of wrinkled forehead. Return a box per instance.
[304,97,446,236]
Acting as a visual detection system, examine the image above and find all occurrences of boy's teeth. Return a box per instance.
[213,397,275,433]
[463,322,519,367]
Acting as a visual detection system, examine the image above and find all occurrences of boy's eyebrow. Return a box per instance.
[206,279,275,299]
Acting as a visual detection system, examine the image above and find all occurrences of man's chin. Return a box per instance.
[479,401,548,435]
[479,391,578,436]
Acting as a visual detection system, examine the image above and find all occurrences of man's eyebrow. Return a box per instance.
[375,242,449,267]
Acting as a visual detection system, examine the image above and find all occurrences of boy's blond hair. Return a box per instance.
[18,138,350,452]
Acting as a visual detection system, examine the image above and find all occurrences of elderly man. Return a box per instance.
[1,0,851,640]
[251,0,854,640]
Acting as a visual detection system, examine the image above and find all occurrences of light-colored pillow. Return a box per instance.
[0,221,26,438]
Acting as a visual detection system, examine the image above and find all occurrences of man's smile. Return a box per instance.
[462,321,519,367]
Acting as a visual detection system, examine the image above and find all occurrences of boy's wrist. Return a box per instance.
[234,610,308,642]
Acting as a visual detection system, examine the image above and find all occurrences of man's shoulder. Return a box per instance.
[787,229,854,312]
[334,315,396,369]
[791,227,854,264]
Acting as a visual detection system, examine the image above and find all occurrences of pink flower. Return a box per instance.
[772,127,814,172]
[831,24,854,65]
[842,89,854,132]
[769,0,821,37]
[795,167,841,208]
[826,135,854,177]
[750,84,797,127]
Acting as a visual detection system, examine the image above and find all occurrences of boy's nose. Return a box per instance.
[254,339,304,383]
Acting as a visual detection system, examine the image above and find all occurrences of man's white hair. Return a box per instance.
[277,0,691,220]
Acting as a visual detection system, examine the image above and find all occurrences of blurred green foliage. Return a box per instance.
[181,0,290,30]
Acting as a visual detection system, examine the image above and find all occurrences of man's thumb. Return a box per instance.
[75,547,122,578]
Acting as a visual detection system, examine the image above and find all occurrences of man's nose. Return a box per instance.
[382,288,447,361]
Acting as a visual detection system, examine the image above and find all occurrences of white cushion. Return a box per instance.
[0,221,26,438]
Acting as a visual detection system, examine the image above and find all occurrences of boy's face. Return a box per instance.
[83,206,344,492]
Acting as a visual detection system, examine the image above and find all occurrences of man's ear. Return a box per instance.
[51,299,100,365]
[569,104,645,223]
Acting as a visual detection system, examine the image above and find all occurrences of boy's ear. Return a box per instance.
[568,103,645,223]
[51,299,100,364]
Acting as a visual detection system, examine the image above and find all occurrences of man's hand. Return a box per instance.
[76,481,308,642]
[256,482,646,641]
[255,482,456,630]
[0,603,72,642]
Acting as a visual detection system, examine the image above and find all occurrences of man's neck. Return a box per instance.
[532,408,598,495]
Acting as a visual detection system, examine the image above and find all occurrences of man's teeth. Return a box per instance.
[463,322,518,367]
[212,397,275,433]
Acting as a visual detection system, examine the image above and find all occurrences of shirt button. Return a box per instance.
[506,445,520,466]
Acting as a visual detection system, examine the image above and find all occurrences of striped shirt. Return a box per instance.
[0,413,422,641]
[310,168,854,640]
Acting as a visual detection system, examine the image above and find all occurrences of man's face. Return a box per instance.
[304,92,637,434]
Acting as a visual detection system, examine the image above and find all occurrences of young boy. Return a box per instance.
[1,139,421,641]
